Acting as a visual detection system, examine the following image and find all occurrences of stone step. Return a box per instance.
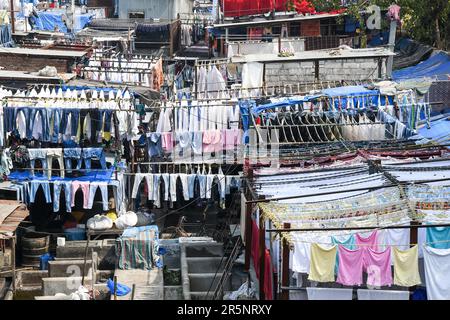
[48,259,93,278]
[185,243,224,257]
[186,257,226,273]
[42,277,93,296]
[188,273,231,292]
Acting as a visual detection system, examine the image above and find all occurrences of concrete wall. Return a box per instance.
[118,0,193,20]
[0,55,72,73]
[228,38,305,56]
[264,58,385,86]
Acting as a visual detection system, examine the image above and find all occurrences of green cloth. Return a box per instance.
[116,229,156,270]
[332,235,357,274]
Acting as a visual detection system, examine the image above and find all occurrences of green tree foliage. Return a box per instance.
[309,0,450,50]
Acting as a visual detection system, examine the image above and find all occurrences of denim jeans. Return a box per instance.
[161,173,170,201]
[64,148,83,173]
[152,174,161,208]
[81,148,107,172]
[88,182,109,211]
[198,175,207,199]
[29,149,48,176]
[60,109,80,137]
[28,108,49,141]
[187,174,197,199]
[148,133,162,158]
[29,180,52,203]
[53,180,72,213]
[100,109,113,133]
[49,109,62,143]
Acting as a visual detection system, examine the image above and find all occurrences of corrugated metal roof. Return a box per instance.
[0,200,29,238]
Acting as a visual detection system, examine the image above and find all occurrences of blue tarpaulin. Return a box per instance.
[31,11,93,33]
[392,52,450,81]
[321,86,392,109]
[418,116,450,144]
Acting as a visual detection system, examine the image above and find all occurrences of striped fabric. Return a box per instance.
[116,227,157,270]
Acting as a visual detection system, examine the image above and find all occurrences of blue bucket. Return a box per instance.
[64,228,87,241]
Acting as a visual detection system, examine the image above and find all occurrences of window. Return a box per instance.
[129,11,145,19]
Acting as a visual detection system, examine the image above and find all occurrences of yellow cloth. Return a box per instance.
[308,243,337,283]
[393,245,421,287]
[0,10,10,25]
[106,212,118,222]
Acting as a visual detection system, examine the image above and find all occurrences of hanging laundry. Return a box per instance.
[263,249,273,300]
[362,247,393,287]
[336,246,364,286]
[426,226,450,249]
[332,234,356,274]
[392,245,421,287]
[356,230,379,251]
[308,243,337,283]
[251,220,260,278]
[292,233,331,274]
[423,246,450,300]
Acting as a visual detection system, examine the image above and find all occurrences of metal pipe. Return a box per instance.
[266,223,450,233]
[246,177,450,203]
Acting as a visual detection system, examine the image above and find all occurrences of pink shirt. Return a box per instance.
[203,130,223,153]
[356,230,379,251]
[336,246,364,286]
[363,247,393,287]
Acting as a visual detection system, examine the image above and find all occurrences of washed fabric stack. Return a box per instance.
[116,225,161,270]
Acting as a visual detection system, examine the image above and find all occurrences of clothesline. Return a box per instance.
[247,177,450,204]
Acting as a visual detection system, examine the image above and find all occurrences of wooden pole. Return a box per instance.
[81,236,91,286]
[258,210,265,300]
[131,284,136,300]
[9,0,15,34]
[91,249,96,300]
[244,196,252,272]
[113,276,118,300]
[280,223,290,300]
[11,236,16,293]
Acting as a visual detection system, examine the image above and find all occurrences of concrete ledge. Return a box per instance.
[48,260,93,278]
[42,277,93,296]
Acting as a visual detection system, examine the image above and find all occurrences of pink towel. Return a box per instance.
[336,246,364,286]
[203,130,223,153]
[356,230,379,251]
[363,247,393,287]
[161,132,173,152]
[223,129,241,150]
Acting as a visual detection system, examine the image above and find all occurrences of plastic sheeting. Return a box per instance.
[392,52,450,81]
[418,116,450,144]
[31,11,93,33]
[394,38,433,71]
